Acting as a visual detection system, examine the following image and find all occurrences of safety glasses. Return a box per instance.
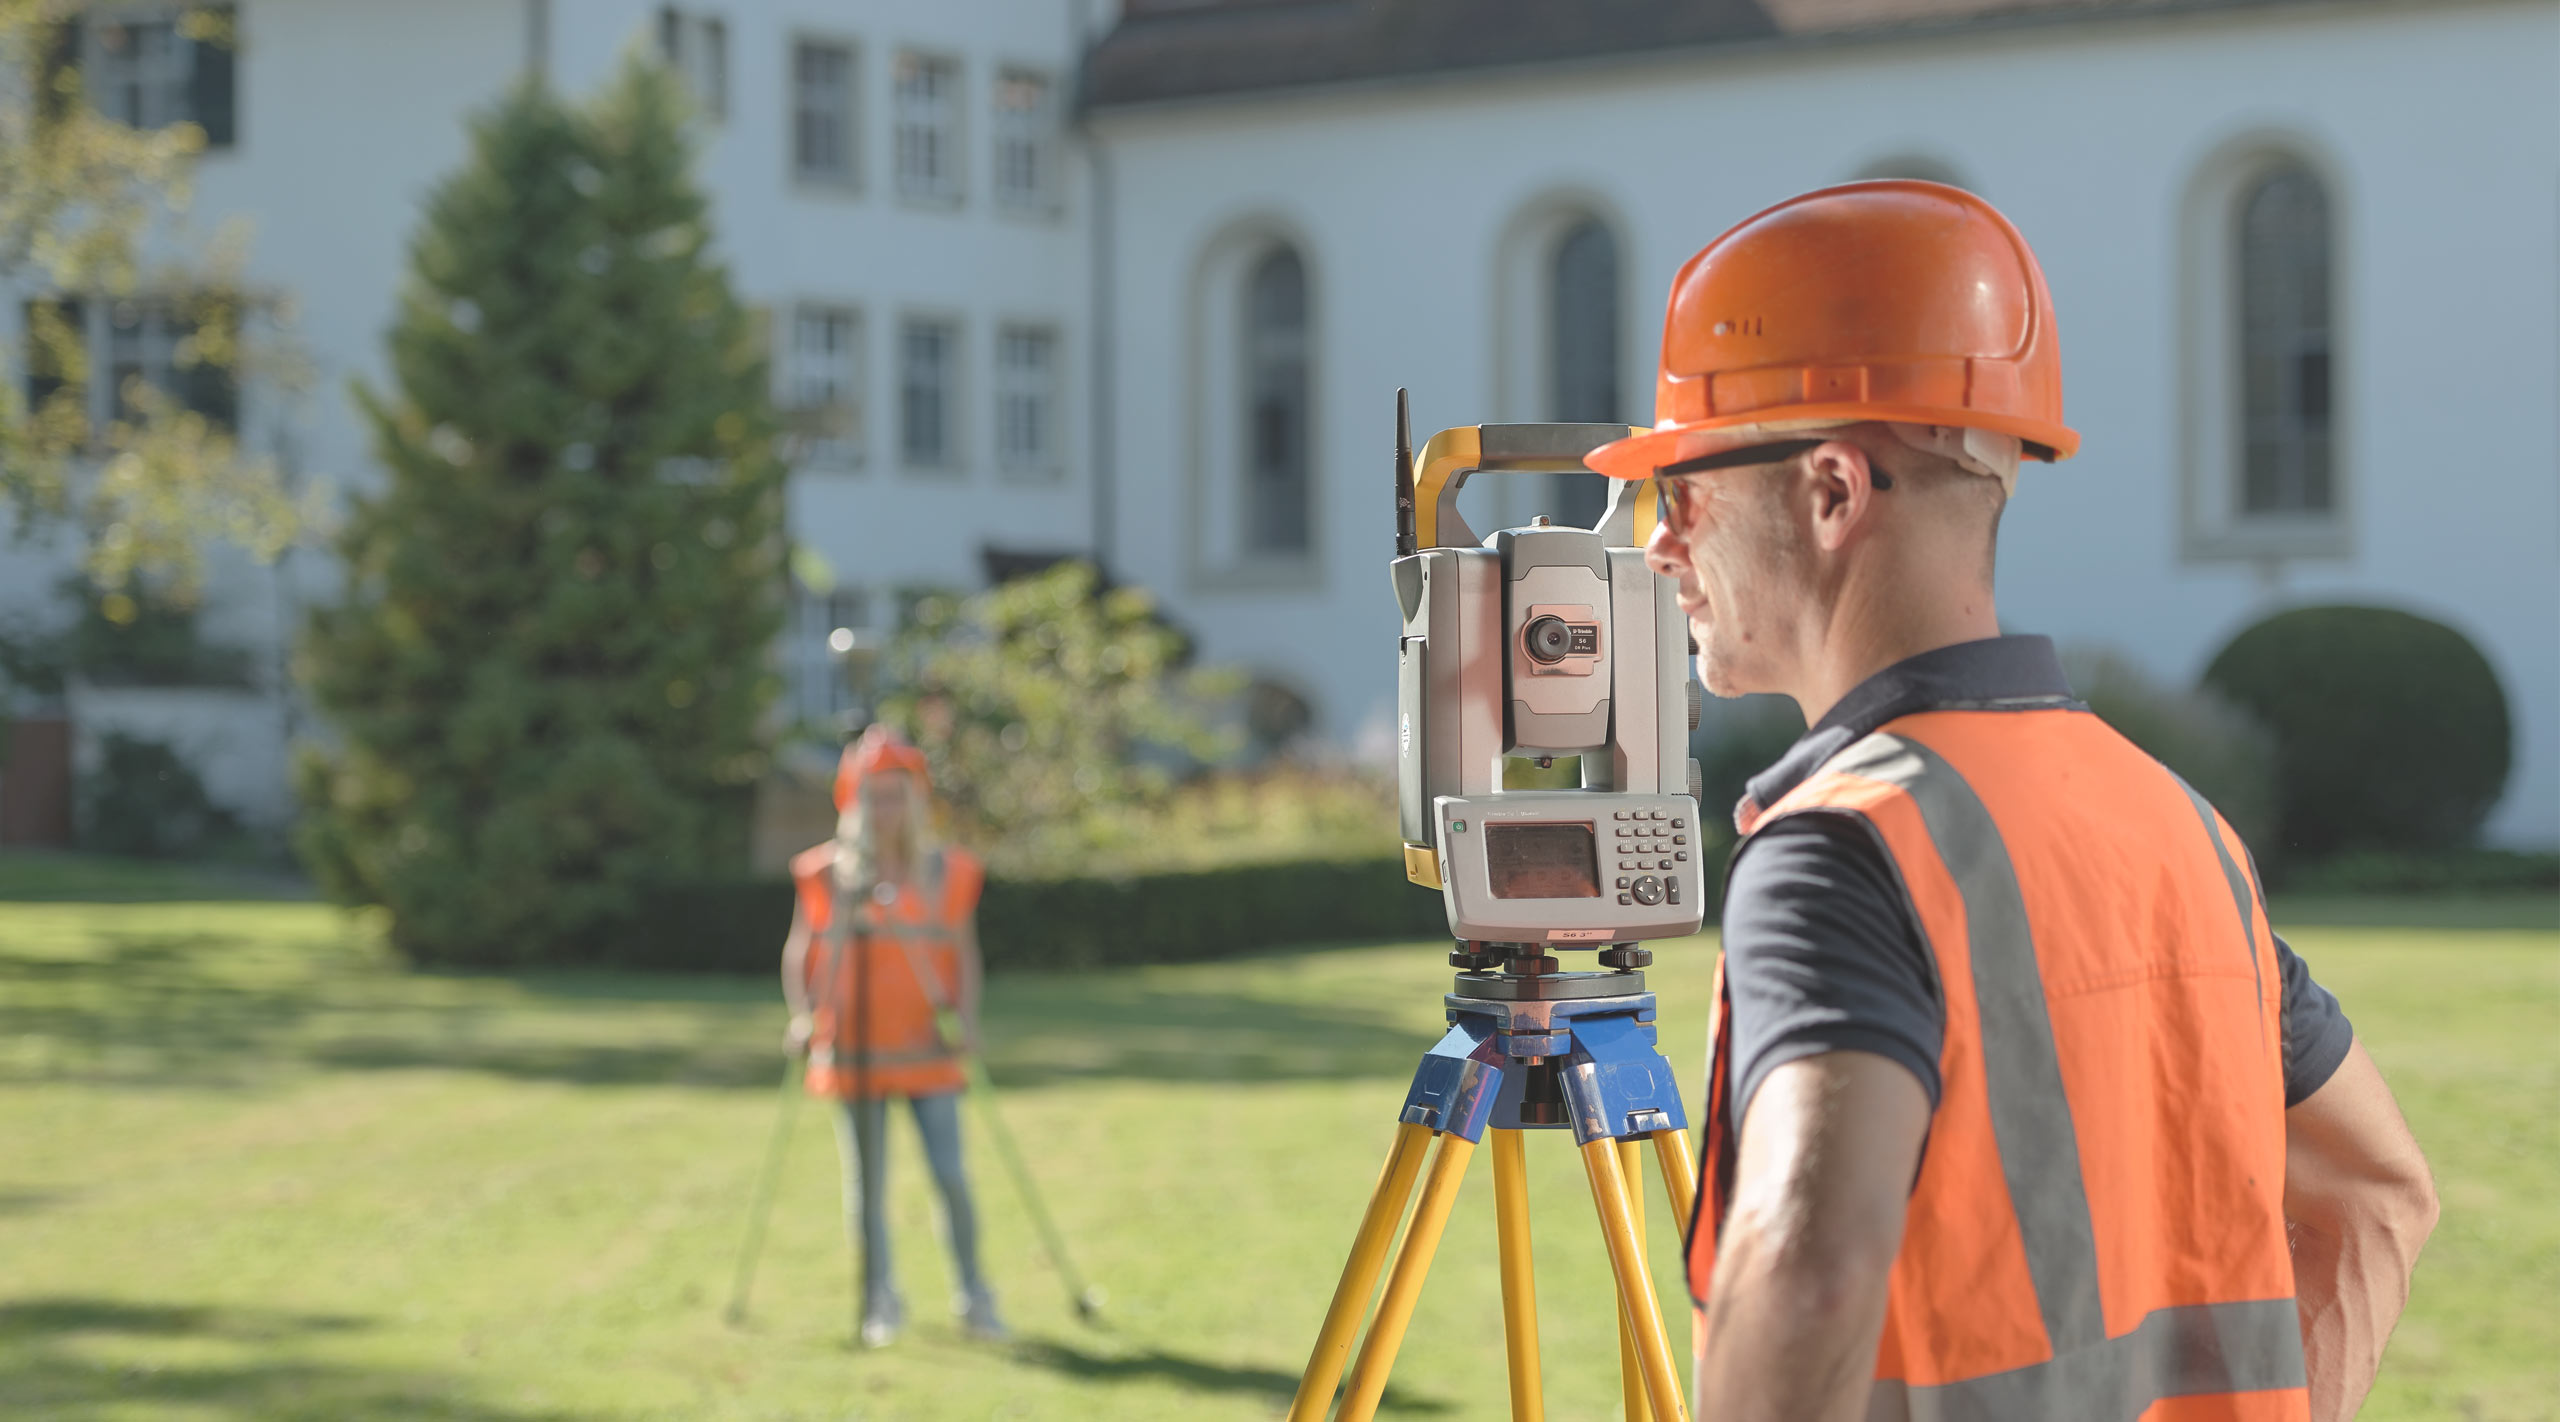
[1650,439,1823,528]
[1650,437,1889,527]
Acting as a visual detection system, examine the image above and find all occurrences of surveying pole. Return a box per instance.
[722,628,885,1331]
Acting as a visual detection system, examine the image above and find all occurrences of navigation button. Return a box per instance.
[1630,876,1665,906]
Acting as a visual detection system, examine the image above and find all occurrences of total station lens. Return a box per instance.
[1525,615,1572,664]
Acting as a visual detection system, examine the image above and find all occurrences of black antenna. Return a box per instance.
[1393,387,1417,556]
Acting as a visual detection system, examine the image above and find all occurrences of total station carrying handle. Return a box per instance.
[1409,423,1659,551]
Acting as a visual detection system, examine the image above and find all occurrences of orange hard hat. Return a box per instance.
[834,725,931,812]
[1586,180,2078,480]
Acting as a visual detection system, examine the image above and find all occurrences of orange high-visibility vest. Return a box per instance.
[1687,708,2308,1419]
[791,842,983,1100]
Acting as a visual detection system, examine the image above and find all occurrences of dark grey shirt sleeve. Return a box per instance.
[1719,813,1944,1128]
[2273,932,2353,1106]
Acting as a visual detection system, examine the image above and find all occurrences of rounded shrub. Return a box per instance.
[2203,605,2511,860]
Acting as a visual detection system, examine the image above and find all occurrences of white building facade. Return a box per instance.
[5,0,2555,848]
[1083,0,2560,846]
[4,0,1104,832]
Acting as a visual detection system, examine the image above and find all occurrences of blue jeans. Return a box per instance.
[834,1092,985,1306]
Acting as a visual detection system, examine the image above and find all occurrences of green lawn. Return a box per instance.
[0,881,2550,1420]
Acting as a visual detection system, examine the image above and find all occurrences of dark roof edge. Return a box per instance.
[1080,0,2490,122]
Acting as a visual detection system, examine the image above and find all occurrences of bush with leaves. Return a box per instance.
[294,62,784,966]
[80,731,233,858]
[880,562,1239,876]
[2204,605,2512,860]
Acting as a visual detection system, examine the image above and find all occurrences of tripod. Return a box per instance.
[1289,947,1697,1422]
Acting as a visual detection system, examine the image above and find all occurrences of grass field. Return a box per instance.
[0,873,2551,1420]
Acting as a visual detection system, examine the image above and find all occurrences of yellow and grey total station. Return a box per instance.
[1289,394,1707,1422]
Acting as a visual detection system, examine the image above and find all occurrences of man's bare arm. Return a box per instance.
[1697,1051,1931,1422]
[2285,1039,2437,1422]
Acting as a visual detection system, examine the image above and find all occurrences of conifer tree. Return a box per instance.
[296,61,784,964]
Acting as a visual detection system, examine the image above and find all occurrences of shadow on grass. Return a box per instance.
[1007,1337,1455,1414]
[981,983,1430,1087]
[0,1296,589,1421]
[0,916,1437,1089]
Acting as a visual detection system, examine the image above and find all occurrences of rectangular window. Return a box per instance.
[791,39,856,187]
[657,7,727,119]
[991,69,1056,214]
[899,316,960,469]
[76,7,235,146]
[994,324,1060,476]
[22,296,235,439]
[93,17,188,129]
[784,304,864,467]
[793,587,871,724]
[893,51,962,204]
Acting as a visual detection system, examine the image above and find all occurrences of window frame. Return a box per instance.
[896,311,965,474]
[780,301,866,470]
[73,3,236,149]
[789,584,874,726]
[990,64,1061,219]
[1544,215,1622,532]
[657,7,728,121]
[22,293,239,444]
[1240,244,1312,561]
[993,320,1064,481]
[787,34,860,193]
[891,48,965,209]
[1183,222,1324,590]
[2179,136,2353,563]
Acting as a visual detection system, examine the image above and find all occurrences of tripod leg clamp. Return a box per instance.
[1559,1012,1690,1146]
[1399,1018,1507,1143]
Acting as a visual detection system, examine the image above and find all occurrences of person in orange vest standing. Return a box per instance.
[1583,181,2439,1420]
[781,725,1004,1346]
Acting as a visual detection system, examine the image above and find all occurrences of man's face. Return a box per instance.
[1642,464,1806,698]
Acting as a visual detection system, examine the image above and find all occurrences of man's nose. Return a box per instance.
[1643,504,1688,580]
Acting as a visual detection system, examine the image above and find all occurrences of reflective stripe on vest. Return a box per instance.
[1828,732,2106,1352]
[1864,1298,2305,1420]
[1689,714,2306,1419]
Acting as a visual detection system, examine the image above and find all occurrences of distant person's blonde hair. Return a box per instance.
[832,768,938,903]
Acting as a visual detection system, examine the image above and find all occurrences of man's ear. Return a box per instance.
[1802,440,1882,553]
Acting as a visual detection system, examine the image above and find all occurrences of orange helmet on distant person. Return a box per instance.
[834,725,931,812]
[1585,180,2078,481]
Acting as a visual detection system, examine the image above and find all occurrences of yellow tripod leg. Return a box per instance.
[1616,1138,1653,1422]
[1651,1127,1697,1237]
[1581,1138,1691,1422]
[1491,1129,1542,1422]
[1337,1131,1479,1422]
[1288,1120,1433,1422]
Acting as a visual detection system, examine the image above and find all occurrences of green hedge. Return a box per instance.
[2204,605,2511,860]
[625,857,1452,975]
[2281,849,2560,896]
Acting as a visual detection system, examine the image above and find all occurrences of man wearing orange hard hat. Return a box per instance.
[1590,182,2436,1421]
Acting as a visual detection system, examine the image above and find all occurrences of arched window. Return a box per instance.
[1244,246,1310,554]
[2237,164,2333,515]
[1548,218,1619,529]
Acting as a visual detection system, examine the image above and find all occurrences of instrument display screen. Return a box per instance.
[1484,822,1600,899]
